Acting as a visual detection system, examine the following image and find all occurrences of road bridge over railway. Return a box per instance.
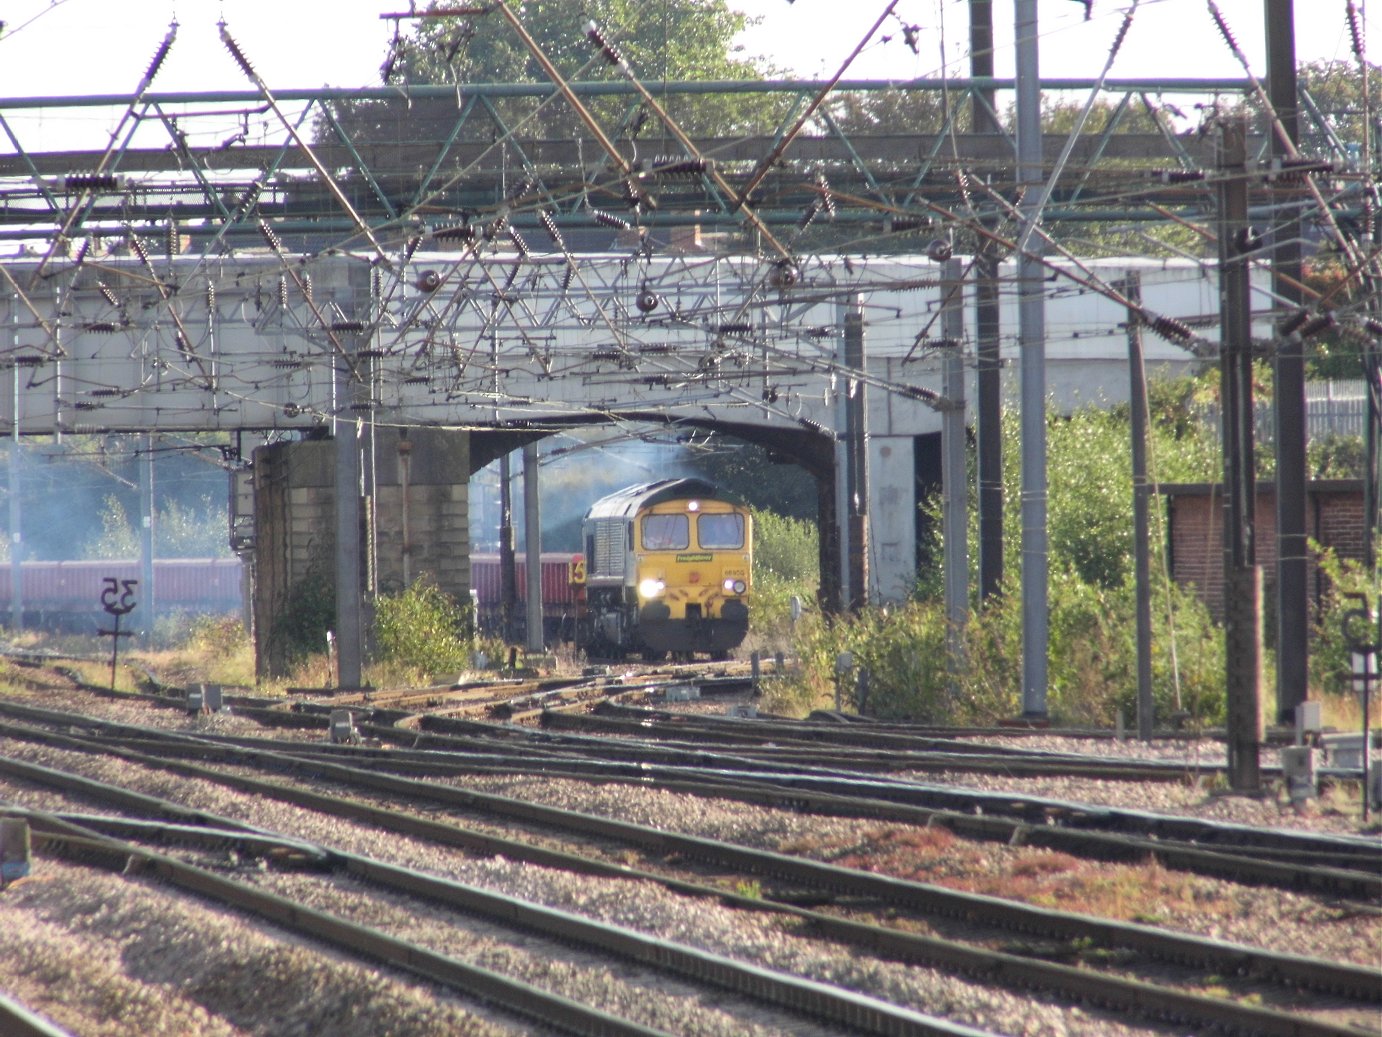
[0,247,1258,603]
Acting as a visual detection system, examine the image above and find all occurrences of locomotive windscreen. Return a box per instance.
[642,515,689,550]
[697,514,744,549]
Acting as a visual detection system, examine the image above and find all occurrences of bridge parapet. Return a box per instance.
[0,251,1262,437]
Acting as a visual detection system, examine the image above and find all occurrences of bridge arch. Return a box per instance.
[467,413,841,612]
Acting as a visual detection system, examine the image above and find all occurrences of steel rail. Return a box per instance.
[0,716,1375,1005]
[2,762,1373,1036]
[2,694,1377,886]
[18,812,684,1037]
[228,732,1382,879]
[539,708,1220,774]
[2,804,1000,1037]
[13,813,996,1037]
[409,707,1225,781]
[12,810,335,865]
[85,730,1382,894]
[0,993,73,1037]
[581,697,1334,753]
[14,807,1364,1037]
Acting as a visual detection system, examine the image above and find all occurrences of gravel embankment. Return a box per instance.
[1,683,1378,1036]
[2,740,1157,1037]
[0,860,522,1037]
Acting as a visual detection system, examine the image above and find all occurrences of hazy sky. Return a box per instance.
[0,1,1371,156]
[1,0,1370,97]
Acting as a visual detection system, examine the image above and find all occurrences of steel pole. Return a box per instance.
[8,298,21,634]
[523,441,544,655]
[971,0,1004,604]
[139,433,155,647]
[1266,0,1308,725]
[941,259,969,686]
[499,452,517,644]
[844,298,869,610]
[332,262,370,691]
[1218,117,1263,791]
[1016,0,1048,719]
[1123,273,1155,740]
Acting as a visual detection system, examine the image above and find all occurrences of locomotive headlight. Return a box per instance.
[722,578,746,595]
[638,577,665,599]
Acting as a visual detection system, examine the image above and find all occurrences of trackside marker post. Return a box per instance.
[98,576,138,692]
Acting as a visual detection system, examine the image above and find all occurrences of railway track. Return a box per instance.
[0,992,70,1037]
[89,719,1382,895]
[16,807,992,1037]
[0,702,1376,1037]
[11,685,1368,897]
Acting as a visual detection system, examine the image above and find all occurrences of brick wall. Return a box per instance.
[1162,480,1367,620]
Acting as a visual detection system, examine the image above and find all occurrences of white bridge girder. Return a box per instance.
[0,250,1248,433]
[2,248,1262,598]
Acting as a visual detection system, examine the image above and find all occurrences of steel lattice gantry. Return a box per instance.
[2,76,1361,252]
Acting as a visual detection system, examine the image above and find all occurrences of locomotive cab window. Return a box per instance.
[642,514,689,550]
[697,513,744,549]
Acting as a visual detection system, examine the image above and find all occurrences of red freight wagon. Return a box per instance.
[0,558,243,631]
[469,552,583,642]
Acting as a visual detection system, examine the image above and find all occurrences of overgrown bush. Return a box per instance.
[372,575,474,681]
[768,569,1229,727]
[766,372,1247,726]
[266,553,335,672]
[161,614,256,687]
[1310,547,1380,698]
[747,508,819,649]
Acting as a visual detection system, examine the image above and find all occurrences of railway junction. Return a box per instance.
[0,3,1379,1034]
[0,655,1377,1036]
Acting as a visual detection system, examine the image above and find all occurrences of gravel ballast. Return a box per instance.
[1,683,1378,1037]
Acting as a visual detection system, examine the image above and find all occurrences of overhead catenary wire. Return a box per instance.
[24,21,178,292]
[218,21,392,268]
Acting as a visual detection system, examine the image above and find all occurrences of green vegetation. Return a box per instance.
[768,573,1227,727]
[747,507,818,650]
[6,435,234,562]
[763,368,1375,728]
[372,575,477,684]
[83,493,232,559]
[1309,548,1379,699]
[1297,60,1382,155]
[266,552,336,674]
[325,0,787,185]
[395,0,764,89]
[687,441,819,522]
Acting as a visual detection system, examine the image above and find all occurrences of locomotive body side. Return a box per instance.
[579,478,751,660]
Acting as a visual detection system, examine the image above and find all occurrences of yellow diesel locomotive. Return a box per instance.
[578,478,751,660]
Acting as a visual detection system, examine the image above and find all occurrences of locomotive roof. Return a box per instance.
[583,478,722,520]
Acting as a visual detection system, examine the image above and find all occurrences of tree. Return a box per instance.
[394,0,763,88]
[323,0,781,194]
[1297,59,1381,159]
[80,493,231,559]
[681,439,818,521]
